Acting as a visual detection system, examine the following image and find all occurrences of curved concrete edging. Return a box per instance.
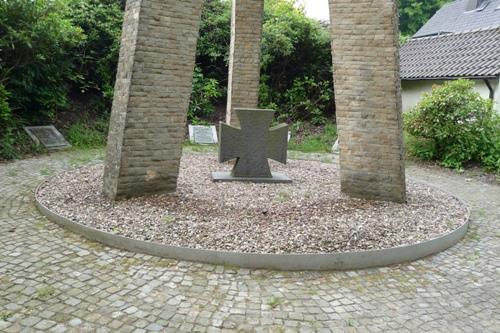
[34,183,470,271]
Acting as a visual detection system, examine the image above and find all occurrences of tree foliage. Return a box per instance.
[398,0,451,37]
[196,0,231,85]
[70,0,123,102]
[0,0,84,122]
[260,0,333,124]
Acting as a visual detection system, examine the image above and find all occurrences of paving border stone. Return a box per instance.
[34,181,470,271]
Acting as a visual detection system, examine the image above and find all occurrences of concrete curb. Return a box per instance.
[35,183,470,271]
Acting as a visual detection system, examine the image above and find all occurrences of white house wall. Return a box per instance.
[402,79,499,113]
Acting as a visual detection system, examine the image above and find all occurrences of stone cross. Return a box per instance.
[213,108,291,183]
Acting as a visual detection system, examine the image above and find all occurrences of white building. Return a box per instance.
[400,0,500,112]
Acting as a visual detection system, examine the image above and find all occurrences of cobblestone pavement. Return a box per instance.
[0,149,499,333]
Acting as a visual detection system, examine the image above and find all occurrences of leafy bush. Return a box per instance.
[0,0,121,159]
[188,67,223,124]
[404,131,436,161]
[0,0,84,123]
[260,0,334,123]
[0,83,16,159]
[70,0,123,102]
[0,84,44,160]
[196,0,231,85]
[404,79,500,172]
[0,84,11,128]
[275,77,333,125]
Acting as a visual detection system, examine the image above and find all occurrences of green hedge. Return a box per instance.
[405,79,500,172]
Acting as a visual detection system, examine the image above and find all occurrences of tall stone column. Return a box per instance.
[328,0,407,202]
[226,0,265,126]
[103,0,204,200]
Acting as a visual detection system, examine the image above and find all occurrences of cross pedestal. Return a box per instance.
[212,108,291,184]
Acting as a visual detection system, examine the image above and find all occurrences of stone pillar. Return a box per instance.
[226,0,265,126]
[103,0,204,200]
[328,0,407,203]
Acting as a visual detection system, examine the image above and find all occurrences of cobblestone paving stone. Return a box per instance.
[0,149,499,333]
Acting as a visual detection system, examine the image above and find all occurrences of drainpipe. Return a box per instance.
[493,76,500,114]
[484,79,495,100]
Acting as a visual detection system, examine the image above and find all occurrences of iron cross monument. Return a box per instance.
[212,108,291,183]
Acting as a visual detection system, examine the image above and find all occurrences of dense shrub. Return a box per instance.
[0,0,84,123]
[195,0,231,85]
[0,83,15,158]
[0,83,11,128]
[259,0,334,122]
[0,0,86,159]
[404,79,500,172]
[70,0,123,103]
[188,67,223,124]
[271,76,334,125]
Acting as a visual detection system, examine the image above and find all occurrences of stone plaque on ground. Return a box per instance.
[188,125,218,144]
[24,126,71,150]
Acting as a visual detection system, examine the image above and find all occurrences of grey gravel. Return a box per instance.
[36,154,468,254]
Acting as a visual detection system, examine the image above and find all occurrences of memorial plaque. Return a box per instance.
[188,125,218,144]
[24,125,71,150]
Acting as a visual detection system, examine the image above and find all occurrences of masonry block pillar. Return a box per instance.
[328,0,407,202]
[103,0,204,200]
[226,0,265,127]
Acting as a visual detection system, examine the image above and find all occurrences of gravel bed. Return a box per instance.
[37,154,468,254]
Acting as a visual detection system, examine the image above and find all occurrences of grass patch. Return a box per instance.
[268,297,282,309]
[40,167,54,176]
[276,191,291,203]
[223,264,239,272]
[288,122,337,153]
[119,257,141,271]
[65,117,108,149]
[151,258,177,268]
[68,148,105,167]
[35,286,56,300]
[183,141,218,154]
[162,215,175,225]
[0,311,12,321]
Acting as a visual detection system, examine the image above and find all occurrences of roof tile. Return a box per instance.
[400,27,500,79]
[415,0,500,37]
